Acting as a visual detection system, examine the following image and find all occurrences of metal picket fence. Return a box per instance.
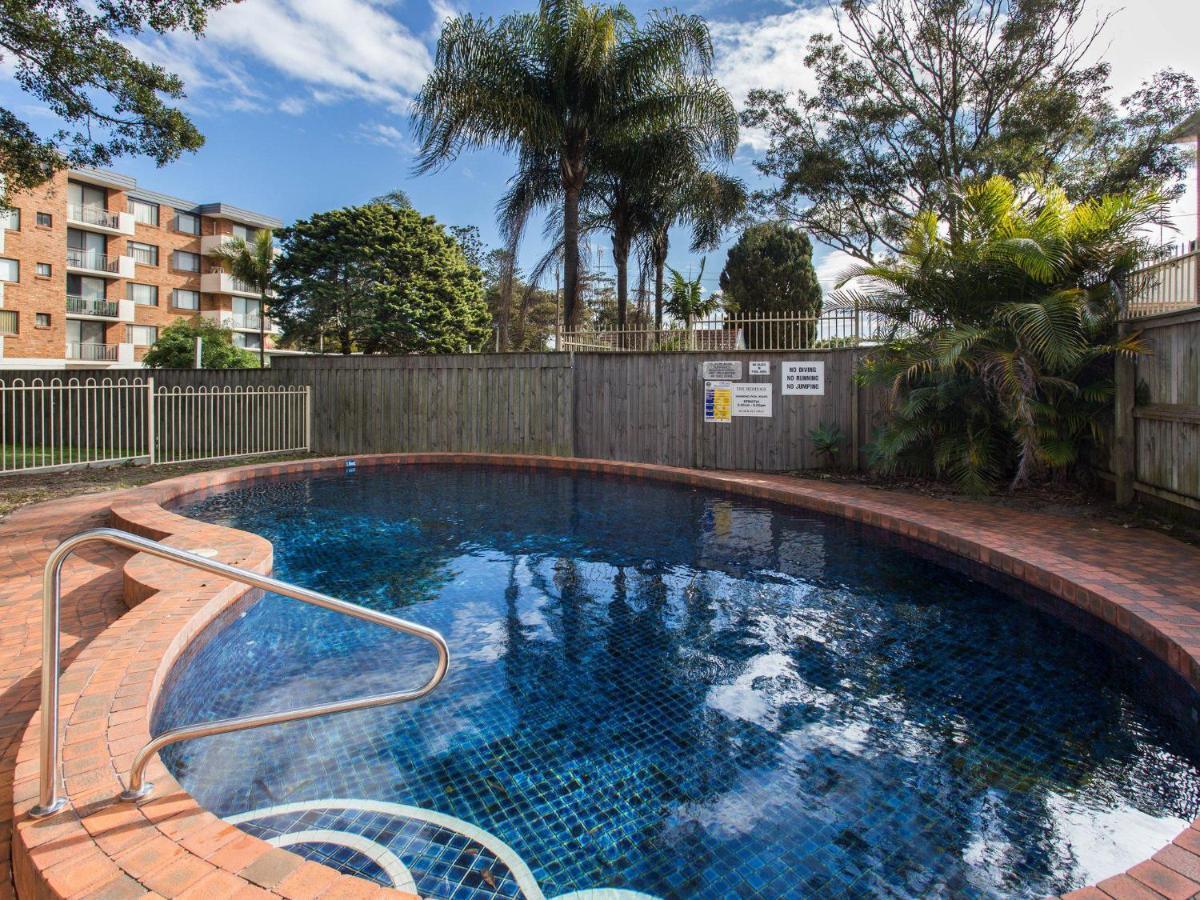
[0,377,310,474]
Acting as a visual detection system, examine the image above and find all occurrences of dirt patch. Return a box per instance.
[0,452,321,521]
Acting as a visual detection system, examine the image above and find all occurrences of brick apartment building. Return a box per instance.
[0,167,283,368]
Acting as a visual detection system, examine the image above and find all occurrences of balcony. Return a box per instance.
[65,342,134,364]
[201,310,264,331]
[66,204,136,236]
[65,296,137,323]
[201,270,261,298]
[200,233,242,256]
[66,249,135,279]
[66,295,118,318]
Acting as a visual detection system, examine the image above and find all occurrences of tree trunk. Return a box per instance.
[613,234,629,330]
[561,159,585,329]
[259,291,267,368]
[653,235,668,332]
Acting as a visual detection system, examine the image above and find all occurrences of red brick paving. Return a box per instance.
[2,453,1200,899]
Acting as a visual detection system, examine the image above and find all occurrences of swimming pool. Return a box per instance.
[156,465,1200,898]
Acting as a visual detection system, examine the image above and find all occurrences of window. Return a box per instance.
[36,313,50,328]
[67,320,104,344]
[230,223,258,241]
[172,288,200,310]
[127,283,158,306]
[127,241,158,266]
[36,262,51,277]
[0,310,16,335]
[174,210,200,235]
[233,331,262,350]
[173,250,201,272]
[68,275,106,300]
[126,324,158,346]
[0,258,18,282]
[128,198,159,226]
[1,208,18,230]
[36,212,52,227]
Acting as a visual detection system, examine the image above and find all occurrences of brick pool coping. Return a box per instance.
[3,453,1200,899]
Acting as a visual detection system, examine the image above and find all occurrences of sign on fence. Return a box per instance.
[702,360,742,380]
[749,361,770,376]
[704,381,733,423]
[733,383,772,417]
[782,361,825,396]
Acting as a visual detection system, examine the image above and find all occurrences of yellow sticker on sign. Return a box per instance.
[704,380,732,423]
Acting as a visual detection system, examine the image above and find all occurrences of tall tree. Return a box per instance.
[719,223,823,347]
[641,164,745,332]
[0,0,232,202]
[742,0,1197,262]
[213,229,276,368]
[664,260,719,331]
[413,0,734,331]
[273,204,489,355]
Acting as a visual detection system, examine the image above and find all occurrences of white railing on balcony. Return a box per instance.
[1121,249,1199,318]
[66,248,120,273]
[66,295,119,318]
[557,308,889,352]
[67,204,121,230]
[65,342,118,362]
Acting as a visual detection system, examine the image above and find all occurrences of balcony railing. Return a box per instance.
[66,342,118,362]
[1120,249,1199,318]
[67,204,121,230]
[66,248,120,273]
[66,295,119,318]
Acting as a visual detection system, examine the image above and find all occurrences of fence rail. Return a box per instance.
[154,386,310,464]
[0,378,310,474]
[1121,249,1199,318]
[0,378,149,473]
[557,307,888,352]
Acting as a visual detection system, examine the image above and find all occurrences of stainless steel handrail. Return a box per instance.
[30,527,449,818]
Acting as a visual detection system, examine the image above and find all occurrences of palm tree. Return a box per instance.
[837,175,1162,491]
[213,228,275,367]
[641,164,745,333]
[413,0,734,331]
[665,259,720,346]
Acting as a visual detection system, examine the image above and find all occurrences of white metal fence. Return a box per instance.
[1121,249,1199,318]
[557,307,892,351]
[154,385,310,464]
[0,378,310,474]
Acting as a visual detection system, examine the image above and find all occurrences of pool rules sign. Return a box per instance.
[782,361,825,396]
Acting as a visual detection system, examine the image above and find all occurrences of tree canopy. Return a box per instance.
[272,203,490,355]
[720,224,822,316]
[741,0,1198,261]
[413,0,737,332]
[142,317,259,369]
[0,0,231,202]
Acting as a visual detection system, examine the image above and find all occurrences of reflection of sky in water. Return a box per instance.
[157,466,1200,898]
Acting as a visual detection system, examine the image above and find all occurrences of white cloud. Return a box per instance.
[1085,0,1200,99]
[130,0,434,115]
[358,122,414,153]
[710,5,837,150]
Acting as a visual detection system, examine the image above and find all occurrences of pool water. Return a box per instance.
[157,466,1200,899]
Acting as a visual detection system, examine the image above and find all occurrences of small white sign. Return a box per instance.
[749,361,770,376]
[733,383,772,417]
[782,360,825,396]
[702,360,742,380]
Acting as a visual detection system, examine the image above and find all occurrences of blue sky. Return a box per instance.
[3,0,1198,296]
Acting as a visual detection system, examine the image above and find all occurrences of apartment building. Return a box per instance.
[0,167,283,368]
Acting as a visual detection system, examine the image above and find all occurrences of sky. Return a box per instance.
[3,0,1199,297]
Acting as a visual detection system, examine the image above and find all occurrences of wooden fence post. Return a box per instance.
[1113,320,1136,506]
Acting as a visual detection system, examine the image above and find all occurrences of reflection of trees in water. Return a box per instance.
[175,468,1200,895]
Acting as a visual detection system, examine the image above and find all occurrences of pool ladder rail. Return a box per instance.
[30,526,450,818]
